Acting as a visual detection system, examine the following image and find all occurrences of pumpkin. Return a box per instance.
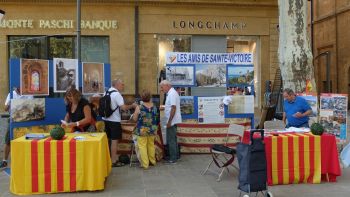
[50,126,65,140]
[310,122,324,136]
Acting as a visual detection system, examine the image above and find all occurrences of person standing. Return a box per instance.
[132,90,159,169]
[159,80,182,164]
[103,79,136,167]
[282,88,312,128]
[1,87,32,169]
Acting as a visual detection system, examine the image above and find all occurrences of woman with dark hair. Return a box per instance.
[61,86,96,132]
[132,90,159,169]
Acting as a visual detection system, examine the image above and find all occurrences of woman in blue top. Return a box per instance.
[132,90,159,169]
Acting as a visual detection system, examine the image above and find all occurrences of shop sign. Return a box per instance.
[173,20,246,30]
[166,52,253,65]
[0,19,118,30]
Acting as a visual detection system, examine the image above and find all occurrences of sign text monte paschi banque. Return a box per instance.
[0,19,118,30]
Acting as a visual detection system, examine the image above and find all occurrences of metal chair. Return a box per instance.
[129,135,140,167]
[201,124,245,181]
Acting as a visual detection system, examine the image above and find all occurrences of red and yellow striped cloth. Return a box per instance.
[265,133,321,185]
[10,133,111,195]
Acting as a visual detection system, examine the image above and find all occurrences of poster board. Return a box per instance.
[197,97,225,124]
[165,52,254,127]
[320,93,347,141]
[9,58,111,140]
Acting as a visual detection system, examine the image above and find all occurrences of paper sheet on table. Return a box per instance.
[285,127,310,132]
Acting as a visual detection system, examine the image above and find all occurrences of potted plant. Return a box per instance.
[310,122,324,136]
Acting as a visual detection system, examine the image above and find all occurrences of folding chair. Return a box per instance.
[263,120,285,130]
[201,124,245,181]
[129,135,140,167]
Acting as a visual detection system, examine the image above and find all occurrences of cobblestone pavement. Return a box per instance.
[1,114,350,197]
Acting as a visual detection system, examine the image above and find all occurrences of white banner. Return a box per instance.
[166,52,253,65]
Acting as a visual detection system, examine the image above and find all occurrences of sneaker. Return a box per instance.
[163,160,177,165]
[0,160,7,170]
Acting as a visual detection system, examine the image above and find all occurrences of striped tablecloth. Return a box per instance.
[10,133,111,195]
[243,132,341,185]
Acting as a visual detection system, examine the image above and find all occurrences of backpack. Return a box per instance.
[98,90,119,118]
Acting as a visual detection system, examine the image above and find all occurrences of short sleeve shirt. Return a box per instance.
[102,87,124,122]
[164,88,182,126]
[283,96,311,127]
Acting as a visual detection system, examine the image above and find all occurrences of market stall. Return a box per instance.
[10,133,111,195]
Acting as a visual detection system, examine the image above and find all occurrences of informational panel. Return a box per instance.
[165,52,254,127]
[198,97,225,124]
[320,93,348,141]
[227,95,254,114]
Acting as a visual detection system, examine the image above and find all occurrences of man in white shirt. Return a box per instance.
[102,79,136,167]
[160,80,182,164]
[1,87,32,169]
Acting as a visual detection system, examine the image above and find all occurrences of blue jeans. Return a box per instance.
[166,125,178,161]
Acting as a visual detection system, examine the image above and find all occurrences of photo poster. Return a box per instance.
[320,93,348,141]
[227,95,254,114]
[82,62,105,94]
[180,96,197,119]
[299,95,318,125]
[20,59,49,95]
[226,64,254,87]
[11,98,45,122]
[165,64,195,86]
[53,58,79,92]
[198,97,225,124]
[195,64,226,87]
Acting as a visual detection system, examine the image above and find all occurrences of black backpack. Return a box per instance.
[98,90,119,118]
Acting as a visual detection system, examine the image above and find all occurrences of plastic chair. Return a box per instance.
[201,124,245,181]
[263,120,285,130]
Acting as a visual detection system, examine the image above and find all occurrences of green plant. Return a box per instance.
[310,123,324,135]
[50,126,65,140]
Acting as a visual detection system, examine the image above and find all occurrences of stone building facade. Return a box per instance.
[312,0,350,97]
[0,0,279,111]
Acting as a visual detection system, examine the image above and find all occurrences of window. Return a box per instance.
[9,36,48,59]
[8,35,110,63]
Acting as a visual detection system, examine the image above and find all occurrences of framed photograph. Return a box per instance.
[20,59,49,96]
[227,65,254,87]
[166,65,195,86]
[82,62,105,94]
[11,98,45,122]
[53,58,79,92]
[195,64,226,87]
[180,96,195,115]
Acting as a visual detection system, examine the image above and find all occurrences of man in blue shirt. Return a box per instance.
[282,88,312,128]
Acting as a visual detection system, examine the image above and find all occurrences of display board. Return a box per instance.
[9,58,111,139]
[319,93,348,141]
[166,52,254,127]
